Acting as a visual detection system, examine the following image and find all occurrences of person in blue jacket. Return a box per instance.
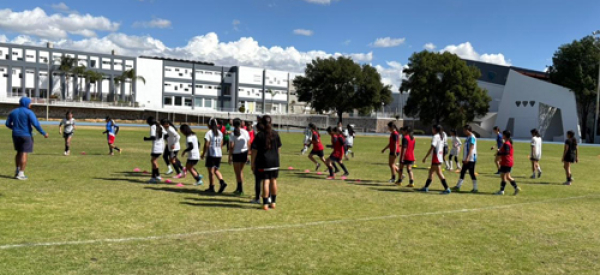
[5,97,49,180]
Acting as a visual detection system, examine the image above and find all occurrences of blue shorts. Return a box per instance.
[13,136,33,153]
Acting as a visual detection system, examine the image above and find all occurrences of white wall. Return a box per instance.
[136,57,163,108]
[165,66,193,80]
[265,69,288,89]
[477,81,504,113]
[495,70,581,141]
[25,49,36,63]
[195,69,222,83]
[0,47,7,60]
[0,66,7,96]
[238,66,264,85]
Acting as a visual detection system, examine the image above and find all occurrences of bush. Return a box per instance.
[394,114,401,120]
[238,106,246,113]
[414,129,425,135]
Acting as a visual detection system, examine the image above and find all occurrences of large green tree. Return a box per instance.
[401,51,491,128]
[294,56,392,122]
[548,36,600,139]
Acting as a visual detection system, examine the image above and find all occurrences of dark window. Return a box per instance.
[163,97,173,105]
[175,96,182,106]
[487,71,497,81]
[184,98,192,107]
[222,86,231,96]
[90,60,96,68]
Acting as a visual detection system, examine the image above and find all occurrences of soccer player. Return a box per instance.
[229,118,251,196]
[345,124,356,158]
[307,123,327,172]
[180,124,204,186]
[251,115,282,210]
[562,130,578,186]
[381,121,401,183]
[396,126,416,187]
[202,119,228,193]
[491,126,503,174]
[325,127,349,179]
[494,130,521,195]
[441,127,450,170]
[530,129,543,179]
[5,97,49,180]
[102,116,121,156]
[301,124,312,155]
[419,125,451,194]
[452,125,479,193]
[161,120,177,175]
[143,117,165,184]
[448,129,462,171]
[161,119,185,179]
[59,111,76,156]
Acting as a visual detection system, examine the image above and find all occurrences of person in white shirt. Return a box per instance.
[180,124,203,186]
[228,118,251,196]
[448,129,462,171]
[530,129,543,179]
[419,125,451,194]
[58,111,76,156]
[301,125,312,155]
[441,128,450,170]
[202,118,228,193]
[345,124,356,158]
[144,117,165,183]
[161,119,185,179]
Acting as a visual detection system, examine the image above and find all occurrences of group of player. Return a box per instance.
[302,121,355,179]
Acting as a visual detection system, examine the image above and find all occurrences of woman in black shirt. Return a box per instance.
[251,115,282,210]
[562,130,578,186]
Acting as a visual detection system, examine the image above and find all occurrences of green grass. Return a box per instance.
[0,126,599,275]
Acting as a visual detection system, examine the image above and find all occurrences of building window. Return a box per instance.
[175,96,182,106]
[206,72,212,75]
[184,98,192,107]
[204,99,212,108]
[164,83,171,87]
[90,60,96,67]
[194,98,203,107]
[165,68,172,72]
[164,97,173,106]
[196,85,203,89]
[175,69,180,72]
[174,86,178,91]
[488,71,497,81]
[226,73,231,77]
[197,71,203,74]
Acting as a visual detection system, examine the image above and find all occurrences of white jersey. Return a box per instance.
[442,132,449,148]
[166,126,181,151]
[431,134,444,164]
[450,136,462,156]
[149,125,165,154]
[60,118,75,134]
[204,130,223,158]
[229,129,250,154]
[345,130,354,146]
[185,135,201,160]
[303,127,312,145]
[531,136,542,159]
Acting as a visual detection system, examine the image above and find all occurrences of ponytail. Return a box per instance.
[502,130,513,145]
[262,115,274,150]
[405,126,414,140]
[388,121,398,131]
[433,124,443,139]
[209,118,219,137]
[233,118,242,137]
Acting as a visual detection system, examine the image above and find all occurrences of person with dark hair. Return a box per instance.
[229,118,251,196]
[161,119,178,175]
[307,123,327,172]
[452,125,479,193]
[59,111,76,156]
[5,97,49,180]
[494,130,521,195]
[143,116,165,183]
[530,129,543,179]
[103,116,121,156]
[419,125,451,194]
[251,115,282,210]
[440,126,450,170]
[396,126,416,187]
[161,119,185,179]
[345,124,356,158]
[202,118,228,193]
[180,124,203,186]
[491,126,503,175]
[448,129,462,171]
[325,127,349,179]
[562,130,578,186]
[301,124,312,155]
[381,121,401,183]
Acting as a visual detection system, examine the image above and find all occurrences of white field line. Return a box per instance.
[0,195,594,250]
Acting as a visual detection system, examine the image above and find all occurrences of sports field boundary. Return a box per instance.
[0,194,594,250]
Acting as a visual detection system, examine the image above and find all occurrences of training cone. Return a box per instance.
[133,168,141,172]
[304,169,311,173]
[176,183,184,187]
[341,176,347,180]
[356,179,361,182]
[165,179,173,184]
[81,152,86,155]
[317,172,323,175]
[288,166,294,170]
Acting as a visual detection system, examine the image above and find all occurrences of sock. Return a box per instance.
[409,179,414,184]
[500,181,507,191]
[262,197,270,205]
[339,163,349,174]
[152,168,158,178]
[328,167,334,177]
[65,145,69,152]
[115,147,121,152]
[456,179,464,188]
[193,173,200,181]
[174,164,181,174]
[538,167,542,173]
[255,176,261,200]
[271,195,277,203]
[219,179,226,185]
[473,180,478,190]
[425,179,432,188]
[333,162,339,172]
[237,182,243,192]
[510,180,518,189]
[110,147,113,154]
[156,168,160,177]
[441,179,449,189]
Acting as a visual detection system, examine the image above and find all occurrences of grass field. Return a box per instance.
[0,126,599,275]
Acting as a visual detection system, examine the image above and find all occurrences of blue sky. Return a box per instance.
[1,0,599,89]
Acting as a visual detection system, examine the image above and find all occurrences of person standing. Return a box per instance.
[103,116,122,155]
[228,118,251,196]
[202,118,228,193]
[491,126,503,175]
[452,125,479,193]
[419,125,451,194]
[58,111,76,156]
[562,130,578,186]
[396,126,416,187]
[381,122,401,183]
[5,97,49,180]
[448,129,462,171]
[530,129,543,179]
[143,117,165,184]
[494,131,521,195]
[251,115,282,210]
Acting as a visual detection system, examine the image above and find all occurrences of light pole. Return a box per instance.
[592,30,600,143]
[45,58,50,121]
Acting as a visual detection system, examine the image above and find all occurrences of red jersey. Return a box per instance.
[249,130,255,145]
[498,141,514,167]
[389,130,401,153]
[401,134,416,162]
[311,130,324,151]
[331,134,345,159]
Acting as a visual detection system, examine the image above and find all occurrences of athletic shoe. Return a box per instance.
[457,166,462,170]
[388,178,396,183]
[147,178,158,184]
[269,203,276,209]
[538,172,542,179]
[195,178,204,186]
[205,186,216,193]
[405,183,415,188]
[315,163,321,172]
[250,198,261,204]
[119,149,123,155]
[156,176,162,182]
[15,174,28,180]
[67,150,70,156]
[344,155,350,161]
[417,187,429,192]
[494,191,505,196]
[14,168,19,178]
[233,190,244,197]
[342,173,349,177]
[530,174,536,179]
[173,173,184,179]
[218,182,228,194]
[326,176,335,180]
[470,189,479,193]
[63,151,67,156]
[514,187,521,196]
[395,180,402,186]
[440,189,451,195]
[109,153,114,156]
[262,204,269,211]
[451,186,460,192]
[494,171,501,175]
[334,169,340,174]
[165,167,174,175]
[351,151,355,158]
[563,181,572,186]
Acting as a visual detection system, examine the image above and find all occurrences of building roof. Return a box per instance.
[462,59,549,86]
[139,56,214,66]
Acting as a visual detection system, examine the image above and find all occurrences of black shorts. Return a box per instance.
[529,157,540,162]
[389,152,400,157]
[151,153,162,158]
[205,157,222,169]
[169,150,179,158]
[186,159,199,166]
[13,136,33,153]
[443,146,449,156]
[310,150,324,158]
[402,160,415,166]
[329,155,342,162]
[63,132,74,139]
[499,166,512,173]
[232,152,248,163]
[257,169,279,180]
[563,155,576,163]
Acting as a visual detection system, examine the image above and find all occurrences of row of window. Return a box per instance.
[164,67,232,78]
[163,96,217,109]
[0,50,132,69]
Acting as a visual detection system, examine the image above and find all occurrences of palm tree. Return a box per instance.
[112,75,125,104]
[121,69,146,104]
[84,70,104,101]
[58,56,76,100]
[71,65,87,101]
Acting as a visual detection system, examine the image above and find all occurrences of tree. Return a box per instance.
[71,65,87,101]
[58,56,76,100]
[294,56,392,122]
[84,70,104,101]
[548,36,600,139]
[112,75,125,103]
[401,51,491,128]
[121,69,146,104]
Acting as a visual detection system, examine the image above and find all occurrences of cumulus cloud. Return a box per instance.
[51,2,78,14]
[424,43,436,51]
[293,29,314,36]
[0,34,8,43]
[441,42,510,66]
[132,18,172,29]
[374,61,407,92]
[0,7,119,39]
[304,0,338,4]
[369,37,406,48]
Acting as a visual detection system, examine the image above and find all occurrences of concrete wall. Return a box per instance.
[135,58,163,109]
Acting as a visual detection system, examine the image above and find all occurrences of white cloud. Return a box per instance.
[0,7,119,39]
[374,61,407,92]
[304,0,338,5]
[370,37,406,48]
[441,42,510,66]
[132,18,172,29]
[232,19,241,31]
[424,43,436,51]
[293,29,314,36]
[0,34,7,43]
[51,2,78,14]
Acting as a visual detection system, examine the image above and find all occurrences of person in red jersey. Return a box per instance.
[396,126,416,187]
[325,127,349,179]
[307,123,328,172]
[494,130,521,196]
[381,121,401,183]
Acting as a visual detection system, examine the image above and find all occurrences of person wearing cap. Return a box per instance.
[5,97,49,180]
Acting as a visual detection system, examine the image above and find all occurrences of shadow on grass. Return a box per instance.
[185,197,249,204]
[145,186,241,198]
[93,177,149,184]
[112,172,150,178]
[0,175,16,180]
[374,187,495,195]
[180,202,255,209]
[348,182,391,187]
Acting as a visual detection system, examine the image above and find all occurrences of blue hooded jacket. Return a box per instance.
[5,97,46,137]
